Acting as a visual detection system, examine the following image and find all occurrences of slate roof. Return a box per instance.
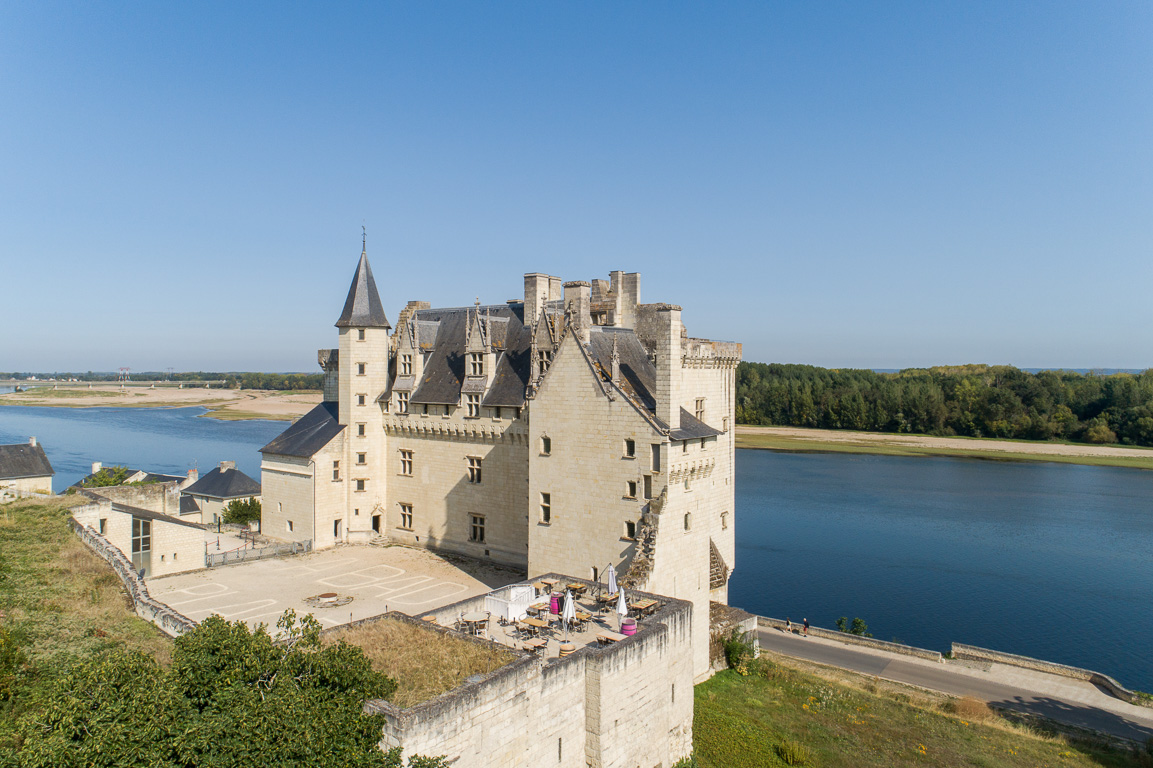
[587,327,658,414]
[111,502,204,530]
[409,305,532,407]
[0,442,54,480]
[261,402,344,458]
[670,407,724,441]
[183,466,261,499]
[335,250,391,329]
[179,495,201,515]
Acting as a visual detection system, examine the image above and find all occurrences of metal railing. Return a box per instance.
[207,539,312,567]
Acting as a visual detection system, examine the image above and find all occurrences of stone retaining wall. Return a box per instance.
[70,515,196,637]
[951,643,1152,709]
[758,616,943,662]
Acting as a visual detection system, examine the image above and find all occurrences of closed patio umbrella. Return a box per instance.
[562,589,576,640]
[606,564,618,596]
[616,588,628,630]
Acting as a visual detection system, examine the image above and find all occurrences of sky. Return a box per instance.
[1,2,1150,372]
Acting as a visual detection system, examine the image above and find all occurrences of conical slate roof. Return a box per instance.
[335,250,391,328]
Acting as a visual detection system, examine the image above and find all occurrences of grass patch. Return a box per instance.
[200,407,296,421]
[0,497,173,667]
[324,618,515,708]
[694,661,1149,767]
[735,432,1153,471]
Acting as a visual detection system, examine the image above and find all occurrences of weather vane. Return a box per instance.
[362,223,366,250]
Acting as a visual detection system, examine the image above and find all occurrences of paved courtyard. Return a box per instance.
[149,545,523,630]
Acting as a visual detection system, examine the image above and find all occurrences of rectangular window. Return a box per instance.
[494,406,502,420]
[624,520,636,540]
[357,422,366,436]
[682,440,688,454]
[651,444,661,472]
[422,403,429,415]
[401,354,412,375]
[355,479,366,492]
[626,480,637,499]
[357,328,365,340]
[400,450,413,476]
[722,511,729,530]
[684,513,691,531]
[400,503,413,530]
[357,393,366,406]
[287,520,294,532]
[332,461,340,481]
[538,349,552,373]
[540,435,551,455]
[540,492,551,524]
[357,452,366,465]
[469,352,484,376]
[98,518,107,534]
[466,394,480,418]
[470,515,485,543]
[624,438,635,458]
[700,437,707,449]
[695,397,705,421]
[643,475,653,500]
[397,392,409,413]
[467,456,482,484]
[357,363,366,375]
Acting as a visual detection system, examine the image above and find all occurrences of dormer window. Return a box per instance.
[469,352,484,376]
[538,349,552,373]
[397,392,409,414]
[401,354,412,376]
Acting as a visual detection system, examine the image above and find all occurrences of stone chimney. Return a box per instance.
[91,461,102,475]
[29,436,37,447]
[187,468,199,484]
[563,281,592,345]
[219,460,235,473]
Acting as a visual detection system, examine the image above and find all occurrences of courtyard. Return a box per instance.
[148,544,523,630]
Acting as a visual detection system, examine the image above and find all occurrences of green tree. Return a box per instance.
[78,466,130,488]
[222,497,261,525]
[12,611,451,768]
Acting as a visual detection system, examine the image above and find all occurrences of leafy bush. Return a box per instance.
[724,629,756,675]
[222,497,261,525]
[79,466,130,488]
[0,625,26,702]
[776,738,812,765]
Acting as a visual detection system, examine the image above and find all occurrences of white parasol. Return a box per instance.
[562,589,576,640]
[606,564,618,596]
[615,588,628,630]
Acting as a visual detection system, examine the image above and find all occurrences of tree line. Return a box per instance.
[736,362,1153,447]
[1,371,323,390]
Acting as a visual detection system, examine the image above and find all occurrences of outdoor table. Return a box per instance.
[522,638,546,652]
[574,611,592,621]
[532,582,548,595]
[528,602,549,615]
[596,631,626,646]
[541,579,559,590]
[522,617,549,634]
[629,598,658,616]
[566,583,587,594]
[597,592,618,603]
[462,612,489,636]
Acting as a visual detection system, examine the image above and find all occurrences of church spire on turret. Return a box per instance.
[335,235,391,329]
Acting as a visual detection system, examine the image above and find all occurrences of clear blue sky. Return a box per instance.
[2,2,1150,372]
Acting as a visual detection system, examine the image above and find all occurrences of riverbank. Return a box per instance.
[0,384,321,421]
[736,425,1153,470]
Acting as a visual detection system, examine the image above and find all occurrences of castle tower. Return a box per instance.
[334,244,391,543]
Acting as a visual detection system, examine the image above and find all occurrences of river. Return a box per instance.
[2,405,1151,691]
[730,449,1153,692]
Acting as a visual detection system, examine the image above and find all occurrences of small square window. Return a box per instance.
[624,439,635,458]
[357,393,366,406]
[624,520,636,539]
[357,329,365,341]
[355,479,366,492]
[357,422,366,436]
[357,363,366,375]
[357,452,366,465]
[626,481,637,499]
[541,435,551,455]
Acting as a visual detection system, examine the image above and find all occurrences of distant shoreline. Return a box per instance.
[0,384,320,422]
[736,425,1153,470]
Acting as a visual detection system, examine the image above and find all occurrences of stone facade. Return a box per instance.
[261,249,741,679]
[72,498,205,578]
[362,576,694,768]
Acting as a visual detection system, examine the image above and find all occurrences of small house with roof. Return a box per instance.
[180,460,261,525]
[0,437,54,497]
[72,492,205,578]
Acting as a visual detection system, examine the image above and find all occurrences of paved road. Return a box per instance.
[758,627,1153,744]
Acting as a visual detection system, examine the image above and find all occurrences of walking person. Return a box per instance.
[803,618,809,637]
[785,617,792,633]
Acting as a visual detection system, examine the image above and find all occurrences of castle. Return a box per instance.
[260,246,741,679]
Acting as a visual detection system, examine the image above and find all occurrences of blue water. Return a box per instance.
[0,406,284,488]
[730,450,1153,692]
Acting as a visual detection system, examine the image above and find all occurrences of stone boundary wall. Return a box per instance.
[952,643,1152,709]
[710,602,759,671]
[69,514,197,637]
[758,616,943,662]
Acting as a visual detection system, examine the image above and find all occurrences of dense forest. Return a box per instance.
[736,363,1153,447]
[1,371,323,390]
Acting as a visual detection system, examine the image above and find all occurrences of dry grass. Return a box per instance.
[325,618,515,708]
[0,496,173,666]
